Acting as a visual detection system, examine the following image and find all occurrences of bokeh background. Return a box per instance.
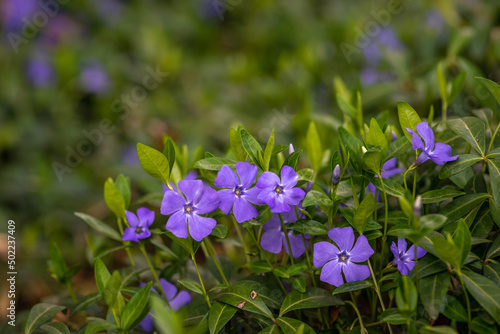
[1,0,500,328]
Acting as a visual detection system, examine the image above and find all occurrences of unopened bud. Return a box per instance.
[413,195,422,217]
[362,146,367,154]
[289,143,294,155]
[391,131,398,142]
[332,164,341,185]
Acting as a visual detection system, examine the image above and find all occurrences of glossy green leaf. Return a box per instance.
[470,317,498,334]
[178,279,204,295]
[70,292,101,316]
[461,269,500,324]
[420,214,448,233]
[273,266,290,278]
[258,324,281,334]
[283,148,302,170]
[216,284,274,320]
[386,136,411,161]
[433,235,461,269]
[103,270,125,316]
[292,277,306,293]
[262,129,275,171]
[420,326,458,334]
[306,121,322,172]
[396,275,417,312]
[476,77,500,106]
[84,319,118,334]
[440,154,482,179]
[120,282,152,330]
[94,258,111,297]
[137,143,171,184]
[75,212,122,241]
[338,126,363,166]
[332,281,373,295]
[247,261,272,274]
[24,303,66,334]
[484,262,500,287]
[115,174,131,209]
[398,101,422,142]
[412,254,448,279]
[302,190,333,207]
[454,219,471,268]
[208,301,238,334]
[39,322,70,334]
[440,193,489,222]
[488,160,500,214]
[240,128,263,169]
[210,224,228,239]
[486,234,500,259]
[353,193,375,235]
[279,287,342,316]
[229,127,247,162]
[379,308,408,325]
[103,178,126,219]
[419,272,450,320]
[367,118,388,156]
[421,189,465,205]
[447,117,485,156]
[487,147,500,159]
[449,71,466,103]
[150,295,184,334]
[287,219,328,236]
[286,263,309,277]
[441,295,467,322]
[370,177,405,198]
[193,157,236,171]
[277,317,315,334]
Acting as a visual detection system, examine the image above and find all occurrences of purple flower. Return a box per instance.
[260,206,309,258]
[366,157,403,198]
[407,122,458,165]
[332,164,341,185]
[80,61,111,95]
[391,238,427,275]
[313,227,374,287]
[26,52,55,88]
[161,180,220,242]
[139,278,191,332]
[215,162,263,223]
[122,208,154,243]
[256,165,305,213]
[162,170,198,193]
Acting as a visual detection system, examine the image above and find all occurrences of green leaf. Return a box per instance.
[484,263,500,287]
[437,62,448,106]
[421,189,466,204]
[367,118,388,157]
[75,212,122,241]
[84,318,118,334]
[297,168,314,184]
[470,316,498,334]
[115,175,131,209]
[486,234,500,259]
[420,326,458,334]
[273,266,290,278]
[420,214,448,234]
[487,147,500,159]
[216,284,274,320]
[447,117,485,156]
[210,224,228,239]
[306,121,322,172]
[258,324,281,334]
[379,308,408,325]
[229,127,247,161]
[283,148,302,170]
[398,101,422,142]
[71,292,101,316]
[419,272,450,320]
[193,157,237,171]
[163,138,176,173]
[370,177,405,198]
[165,230,200,256]
[476,77,500,106]
[441,295,468,322]
[413,255,448,279]
[277,317,315,334]
[151,295,185,333]
[332,281,373,295]
[120,282,152,330]
[208,301,238,334]
[24,303,66,334]
[488,160,500,215]
[137,143,171,184]
[247,261,272,274]
[432,236,461,269]
[104,178,126,219]
[440,193,490,222]
[363,151,382,174]
[396,275,417,312]
[449,71,466,104]
[338,126,363,166]
[94,258,111,297]
[292,277,306,293]
[179,279,204,295]
[279,287,342,317]
[287,220,328,236]
[461,269,500,324]
[262,129,275,171]
[302,190,333,207]
[240,128,263,169]
[39,322,70,334]
[454,219,471,268]
[386,136,411,161]
[353,193,376,235]
[103,270,125,316]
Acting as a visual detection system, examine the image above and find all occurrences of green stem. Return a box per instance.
[203,239,229,286]
[278,213,294,265]
[191,254,211,309]
[139,244,171,309]
[349,174,360,208]
[119,217,135,266]
[66,282,78,304]
[412,167,417,200]
[378,174,389,244]
[345,300,365,333]
[487,122,500,154]
[368,260,393,334]
[458,272,472,334]
[403,163,415,191]
[231,216,251,263]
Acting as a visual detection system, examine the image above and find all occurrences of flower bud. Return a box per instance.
[332,164,341,185]
[391,131,398,142]
[413,195,422,218]
[289,143,295,155]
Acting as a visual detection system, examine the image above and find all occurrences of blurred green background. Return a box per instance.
[1,0,500,320]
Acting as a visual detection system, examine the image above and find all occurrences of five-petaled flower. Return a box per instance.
[314,227,374,287]
[260,206,309,258]
[407,122,458,165]
[215,162,263,223]
[256,165,305,213]
[161,180,220,242]
[122,208,154,243]
[139,279,191,332]
[391,238,427,275]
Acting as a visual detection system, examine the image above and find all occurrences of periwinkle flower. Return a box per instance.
[391,238,427,275]
[26,53,55,88]
[407,122,458,165]
[366,157,403,198]
[80,61,111,95]
[260,207,309,258]
[139,279,191,332]
[122,208,154,243]
[256,165,305,213]
[314,227,374,287]
[215,162,263,223]
[161,180,220,242]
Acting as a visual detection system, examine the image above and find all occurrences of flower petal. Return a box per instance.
[217,189,235,214]
[166,211,188,239]
[406,245,427,260]
[243,186,264,205]
[429,142,458,165]
[270,195,290,213]
[381,167,403,179]
[285,231,307,258]
[343,262,371,283]
[390,241,399,259]
[397,238,407,254]
[258,189,277,208]
[214,165,239,188]
[349,235,374,262]
[397,260,411,275]
[328,227,355,252]
[383,157,398,171]
[161,190,186,216]
[137,208,155,226]
[188,214,216,242]
[122,227,139,243]
[196,187,220,214]
[170,290,191,311]
[137,228,151,240]
[260,228,283,254]
[262,214,281,231]
[313,241,340,268]
[284,187,306,206]
[280,165,298,188]
[416,122,435,152]
[407,128,425,151]
[159,278,177,301]
[320,260,344,287]
[139,314,154,332]
[236,162,258,189]
[178,180,205,204]
[256,171,280,189]
[125,210,139,227]
[233,197,259,223]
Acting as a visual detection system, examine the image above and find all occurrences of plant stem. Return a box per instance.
[403,163,415,191]
[378,174,389,244]
[278,213,294,265]
[487,122,500,154]
[203,239,229,286]
[66,282,78,303]
[191,254,211,309]
[368,260,393,334]
[345,300,365,333]
[458,272,472,334]
[118,217,135,266]
[231,216,251,263]
[139,244,171,309]
[412,167,417,200]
